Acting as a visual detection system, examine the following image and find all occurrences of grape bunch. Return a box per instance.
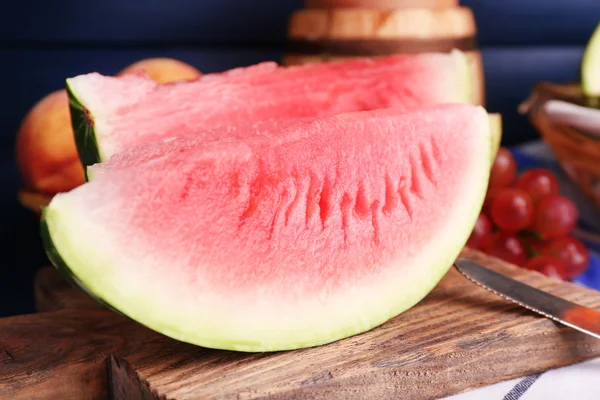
[467,147,590,280]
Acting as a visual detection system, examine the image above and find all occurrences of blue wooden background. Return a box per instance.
[1,0,599,317]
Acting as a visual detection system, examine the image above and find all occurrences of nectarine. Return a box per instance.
[118,57,202,83]
[15,90,85,195]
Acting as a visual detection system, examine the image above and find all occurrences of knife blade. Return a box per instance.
[454,257,600,340]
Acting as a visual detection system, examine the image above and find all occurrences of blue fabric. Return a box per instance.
[462,0,599,46]
[3,0,598,46]
[512,145,600,290]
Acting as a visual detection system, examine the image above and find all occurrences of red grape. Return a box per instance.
[515,168,559,203]
[467,213,493,250]
[525,256,568,279]
[522,235,546,257]
[542,236,590,279]
[531,195,579,239]
[487,232,528,266]
[483,187,502,216]
[489,148,517,189]
[490,188,535,232]
[483,191,497,216]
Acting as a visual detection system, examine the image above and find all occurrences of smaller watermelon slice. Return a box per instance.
[67,50,471,168]
[43,104,491,352]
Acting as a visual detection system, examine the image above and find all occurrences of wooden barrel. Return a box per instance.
[283,6,485,106]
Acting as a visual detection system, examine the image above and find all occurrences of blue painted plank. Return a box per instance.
[1,0,302,45]
[463,0,600,46]
[481,46,584,146]
[2,0,598,46]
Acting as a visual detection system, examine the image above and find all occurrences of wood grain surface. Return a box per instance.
[2,248,600,400]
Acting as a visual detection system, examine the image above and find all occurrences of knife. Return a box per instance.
[454,258,600,340]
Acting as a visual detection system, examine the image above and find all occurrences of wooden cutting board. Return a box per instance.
[2,248,600,400]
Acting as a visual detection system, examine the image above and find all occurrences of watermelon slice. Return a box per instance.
[67,50,471,168]
[43,104,492,352]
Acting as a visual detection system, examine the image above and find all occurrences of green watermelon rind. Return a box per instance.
[582,22,600,96]
[66,80,102,178]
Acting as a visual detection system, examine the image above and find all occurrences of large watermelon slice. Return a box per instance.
[43,103,491,352]
[67,50,471,167]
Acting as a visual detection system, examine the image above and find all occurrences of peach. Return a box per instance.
[118,57,202,83]
[15,90,85,195]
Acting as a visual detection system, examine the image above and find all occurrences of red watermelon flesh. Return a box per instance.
[42,104,491,352]
[87,118,317,180]
[67,50,471,167]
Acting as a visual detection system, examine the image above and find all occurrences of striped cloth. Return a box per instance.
[444,357,600,400]
[444,140,600,400]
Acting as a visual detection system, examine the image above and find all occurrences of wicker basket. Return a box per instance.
[520,82,600,212]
